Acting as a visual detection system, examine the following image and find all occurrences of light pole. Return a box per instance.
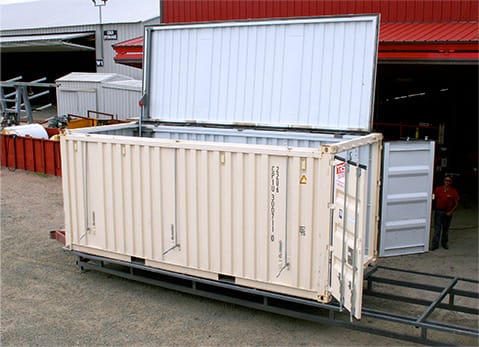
[92,0,108,68]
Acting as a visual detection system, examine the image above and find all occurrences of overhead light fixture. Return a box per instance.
[92,0,108,6]
[92,0,108,67]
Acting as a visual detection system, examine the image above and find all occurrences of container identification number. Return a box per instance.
[270,165,280,242]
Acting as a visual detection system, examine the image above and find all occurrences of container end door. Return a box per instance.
[330,158,367,320]
[379,141,435,257]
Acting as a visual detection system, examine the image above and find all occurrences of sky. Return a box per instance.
[0,0,161,31]
[0,0,36,4]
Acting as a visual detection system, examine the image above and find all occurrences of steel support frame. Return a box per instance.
[70,250,478,345]
[364,265,479,340]
[0,78,54,125]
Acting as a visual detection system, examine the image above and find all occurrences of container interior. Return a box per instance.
[72,122,371,166]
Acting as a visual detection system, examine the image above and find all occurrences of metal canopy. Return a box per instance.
[0,32,95,53]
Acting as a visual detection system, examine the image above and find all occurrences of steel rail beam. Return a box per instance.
[0,82,56,88]
[363,290,478,315]
[365,275,478,300]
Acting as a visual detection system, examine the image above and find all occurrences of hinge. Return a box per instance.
[317,291,332,303]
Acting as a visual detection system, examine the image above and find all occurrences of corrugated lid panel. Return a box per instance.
[144,17,379,132]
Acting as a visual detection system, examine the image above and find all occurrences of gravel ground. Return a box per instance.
[1,167,478,346]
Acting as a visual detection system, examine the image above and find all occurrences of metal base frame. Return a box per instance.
[71,250,478,346]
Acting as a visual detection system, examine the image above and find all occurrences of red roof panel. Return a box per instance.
[380,22,479,43]
[112,36,144,48]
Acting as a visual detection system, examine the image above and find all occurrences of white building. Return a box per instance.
[0,0,161,81]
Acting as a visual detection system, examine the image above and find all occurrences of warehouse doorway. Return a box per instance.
[0,32,96,106]
[1,50,96,106]
[374,63,478,203]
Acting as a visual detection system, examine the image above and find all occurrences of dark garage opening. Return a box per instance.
[374,63,478,204]
[1,50,96,106]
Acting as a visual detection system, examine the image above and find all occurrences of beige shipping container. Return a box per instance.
[61,15,383,319]
[61,129,382,319]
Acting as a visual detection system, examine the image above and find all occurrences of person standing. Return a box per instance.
[432,176,460,250]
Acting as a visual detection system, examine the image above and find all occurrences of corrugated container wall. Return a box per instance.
[162,0,479,23]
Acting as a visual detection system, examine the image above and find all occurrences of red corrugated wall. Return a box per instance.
[162,0,479,23]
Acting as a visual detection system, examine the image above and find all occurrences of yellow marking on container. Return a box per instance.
[300,175,307,184]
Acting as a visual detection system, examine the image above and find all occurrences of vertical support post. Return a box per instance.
[98,5,104,64]
[421,327,427,340]
[21,86,33,123]
[449,292,455,307]
[14,87,21,124]
[92,0,107,68]
[0,86,6,113]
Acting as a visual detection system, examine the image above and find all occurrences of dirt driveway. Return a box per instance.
[1,168,477,346]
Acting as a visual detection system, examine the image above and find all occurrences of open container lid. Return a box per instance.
[143,15,379,132]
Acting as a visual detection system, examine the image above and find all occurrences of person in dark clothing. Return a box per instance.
[432,176,460,250]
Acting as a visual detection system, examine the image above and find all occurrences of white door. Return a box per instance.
[330,158,368,320]
[379,141,435,257]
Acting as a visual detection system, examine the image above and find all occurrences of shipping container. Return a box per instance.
[60,15,434,320]
[62,124,382,320]
[101,80,142,120]
[56,73,139,120]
